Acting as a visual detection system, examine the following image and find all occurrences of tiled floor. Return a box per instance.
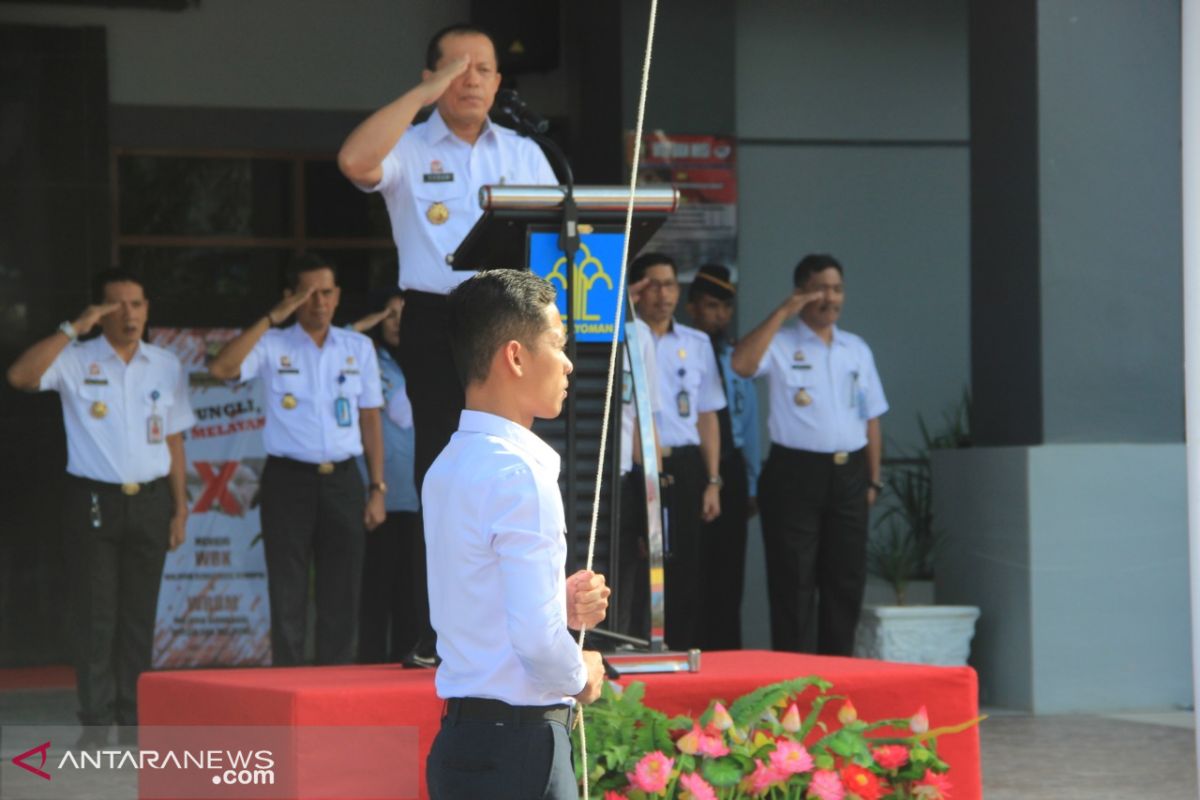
[1,689,1197,798]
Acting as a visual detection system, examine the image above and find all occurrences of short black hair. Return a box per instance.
[91,268,145,304]
[284,252,337,292]
[793,253,843,288]
[425,23,498,70]
[448,269,557,388]
[628,252,677,285]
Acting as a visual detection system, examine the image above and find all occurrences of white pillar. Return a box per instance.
[1182,0,1200,790]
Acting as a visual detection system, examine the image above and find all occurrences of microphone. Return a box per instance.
[494,88,550,135]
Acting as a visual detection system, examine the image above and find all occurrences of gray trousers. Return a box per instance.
[427,713,577,799]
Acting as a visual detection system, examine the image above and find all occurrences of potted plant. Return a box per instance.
[573,676,980,799]
[855,391,980,666]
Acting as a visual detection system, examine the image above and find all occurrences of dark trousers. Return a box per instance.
[698,449,749,650]
[397,291,463,650]
[615,468,650,639]
[427,704,577,800]
[357,510,420,663]
[260,456,364,666]
[63,475,171,726]
[662,445,704,651]
[758,444,870,655]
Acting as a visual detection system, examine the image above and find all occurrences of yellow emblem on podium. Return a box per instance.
[426,202,450,225]
[90,400,108,419]
[281,393,298,410]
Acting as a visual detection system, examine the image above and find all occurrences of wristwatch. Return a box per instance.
[58,320,78,341]
[707,475,724,488]
[369,481,388,494]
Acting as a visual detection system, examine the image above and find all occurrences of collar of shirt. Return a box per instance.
[423,107,496,147]
[457,409,560,476]
[90,335,150,364]
[281,322,345,351]
[793,320,848,349]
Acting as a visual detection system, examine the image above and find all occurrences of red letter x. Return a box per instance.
[193,461,242,515]
[13,741,51,780]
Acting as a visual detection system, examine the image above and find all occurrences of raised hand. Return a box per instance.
[780,288,824,318]
[72,303,120,336]
[267,286,315,326]
[420,55,470,105]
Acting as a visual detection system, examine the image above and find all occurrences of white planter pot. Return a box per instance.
[854,605,981,666]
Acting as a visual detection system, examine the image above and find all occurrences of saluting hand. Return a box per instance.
[419,55,470,105]
[566,569,610,630]
[266,286,315,327]
[351,304,397,334]
[780,288,824,318]
[72,302,120,336]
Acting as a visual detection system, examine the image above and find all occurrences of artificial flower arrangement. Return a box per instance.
[573,676,982,800]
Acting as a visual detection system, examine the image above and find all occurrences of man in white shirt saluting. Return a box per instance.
[423,270,608,799]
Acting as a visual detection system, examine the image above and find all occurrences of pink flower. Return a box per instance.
[837,699,858,725]
[677,724,701,755]
[626,751,674,794]
[807,769,845,800]
[872,744,909,771]
[769,739,814,775]
[747,761,787,795]
[678,771,718,800]
[697,730,730,758]
[781,702,802,732]
[913,769,952,799]
[603,792,626,800]
[910,705,930,734]
[710,701,734,731]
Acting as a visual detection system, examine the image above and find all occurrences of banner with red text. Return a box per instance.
[150,328,271,667]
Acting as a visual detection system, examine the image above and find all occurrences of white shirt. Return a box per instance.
[239,325,383,463]
[368,109,557,295]
[652,321,728,448]
[620,318,662,475]
[40,335,195,484]
[423,410,587,706]
[754,321,889,452]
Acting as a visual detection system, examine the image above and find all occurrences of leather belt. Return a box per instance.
[267,455,353,476]
[444,697,573,728]
[69,475,166,497]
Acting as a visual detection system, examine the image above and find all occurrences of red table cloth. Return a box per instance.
[140,650,980,799]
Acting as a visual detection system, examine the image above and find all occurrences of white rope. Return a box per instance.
[576,1,660,797]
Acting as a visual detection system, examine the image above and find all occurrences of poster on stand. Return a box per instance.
[150,327,271,668]
[628,132,738,276]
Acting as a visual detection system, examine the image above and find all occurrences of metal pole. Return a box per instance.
[1181,0,1200,788]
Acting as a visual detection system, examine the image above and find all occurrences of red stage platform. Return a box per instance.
[140,650,981,799]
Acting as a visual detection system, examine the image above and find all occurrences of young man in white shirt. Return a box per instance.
[422,270,607,799]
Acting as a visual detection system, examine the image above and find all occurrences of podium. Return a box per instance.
[450,184,698,673]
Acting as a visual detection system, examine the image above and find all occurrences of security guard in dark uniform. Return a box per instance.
[686,264,761,650]
[209,254,385,666]
[732,254,888,655]
[6,268,193,742]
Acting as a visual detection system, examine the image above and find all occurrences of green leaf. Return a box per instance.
[728,676,831,731]
[700,756,746,788]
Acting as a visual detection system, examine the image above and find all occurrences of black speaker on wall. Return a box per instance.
[470,0,560,74]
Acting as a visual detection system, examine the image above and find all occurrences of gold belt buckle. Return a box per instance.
[120,482,141,496]
[832,451,849,466]
[317,462,335,475]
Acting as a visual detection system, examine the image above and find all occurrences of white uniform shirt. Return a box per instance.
[652,321,727,448]
[754,321,889,452]
[40,335,195,484]
[423,410,587,706]
[620,318,662,475]
[239,325,383,463]
[367,109,557,295]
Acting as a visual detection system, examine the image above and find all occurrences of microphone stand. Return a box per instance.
[506,108,582,569]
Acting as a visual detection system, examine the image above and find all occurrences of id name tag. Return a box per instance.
[147,413,164,444]
[334,396,353,428]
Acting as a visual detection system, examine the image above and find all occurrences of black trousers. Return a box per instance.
[614,468,651,639]
[63,475,171,726]
[662,445,705,651]
[260,456,364,666]
[357,510,420,663]
[427,703,577,800]
[397,291,463,650]
[757,444,870,656]
[698,449,749,650]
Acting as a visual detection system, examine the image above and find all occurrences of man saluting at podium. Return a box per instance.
[338,23,557,667]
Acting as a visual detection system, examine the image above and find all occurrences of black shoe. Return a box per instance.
[402,641,440,669]
[75,726,111,750]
